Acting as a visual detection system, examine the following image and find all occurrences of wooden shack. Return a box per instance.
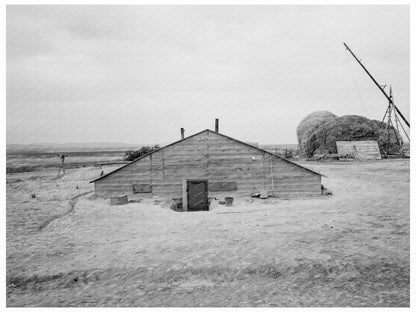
[91,129,323,210]
[336,140,381,160]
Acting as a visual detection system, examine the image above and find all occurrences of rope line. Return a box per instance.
[346,52,369,115]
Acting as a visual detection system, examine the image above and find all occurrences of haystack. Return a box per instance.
[296,111,337,157]
[297,112,402,157]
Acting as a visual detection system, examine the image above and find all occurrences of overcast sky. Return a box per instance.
[6,5,409,145]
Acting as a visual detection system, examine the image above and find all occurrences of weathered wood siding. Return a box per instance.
[95,130,321,198]
[336,140,381,160]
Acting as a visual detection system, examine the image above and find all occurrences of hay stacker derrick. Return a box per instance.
[343,42,409,157]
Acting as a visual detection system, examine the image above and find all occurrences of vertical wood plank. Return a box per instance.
[262,153,267,189]
[182,179,188,211]
[162,149,165,181]
[150,154,153,185]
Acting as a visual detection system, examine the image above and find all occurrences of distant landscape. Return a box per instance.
[6,142,147,154]
[7,142,299,154]
[6,142,299,174]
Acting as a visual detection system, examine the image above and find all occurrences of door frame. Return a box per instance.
[183,179,208,212]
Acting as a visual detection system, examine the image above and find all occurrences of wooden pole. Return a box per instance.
[386,103,391,155]
[343,42,410,128]
[269,155,274,197]
[57,154,66,177]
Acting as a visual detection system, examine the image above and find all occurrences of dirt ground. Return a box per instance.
[6,159,410,307]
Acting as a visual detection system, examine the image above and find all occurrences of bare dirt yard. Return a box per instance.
[6,159,409,307]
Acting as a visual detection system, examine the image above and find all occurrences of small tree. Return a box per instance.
[124,145,160,161]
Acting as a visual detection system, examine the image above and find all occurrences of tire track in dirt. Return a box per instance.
[38,191,94,231]
[6,259,409,307]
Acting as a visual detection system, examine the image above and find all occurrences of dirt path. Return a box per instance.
[38,191,94,231]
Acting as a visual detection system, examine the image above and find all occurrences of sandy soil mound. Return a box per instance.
[59,166,120,183]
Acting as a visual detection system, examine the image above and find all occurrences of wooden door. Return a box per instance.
[187,180,208,211]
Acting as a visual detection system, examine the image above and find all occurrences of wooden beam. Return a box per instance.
[182,179,188,211]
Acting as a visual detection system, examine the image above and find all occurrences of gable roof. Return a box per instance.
[90,129,325,183]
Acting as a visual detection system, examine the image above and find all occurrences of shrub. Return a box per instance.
[124,145,160,161]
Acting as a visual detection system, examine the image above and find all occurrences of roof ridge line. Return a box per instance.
[90,129,324,183]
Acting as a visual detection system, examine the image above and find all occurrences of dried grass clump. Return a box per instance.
[296,111,338,157]
[297,112,402,157]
